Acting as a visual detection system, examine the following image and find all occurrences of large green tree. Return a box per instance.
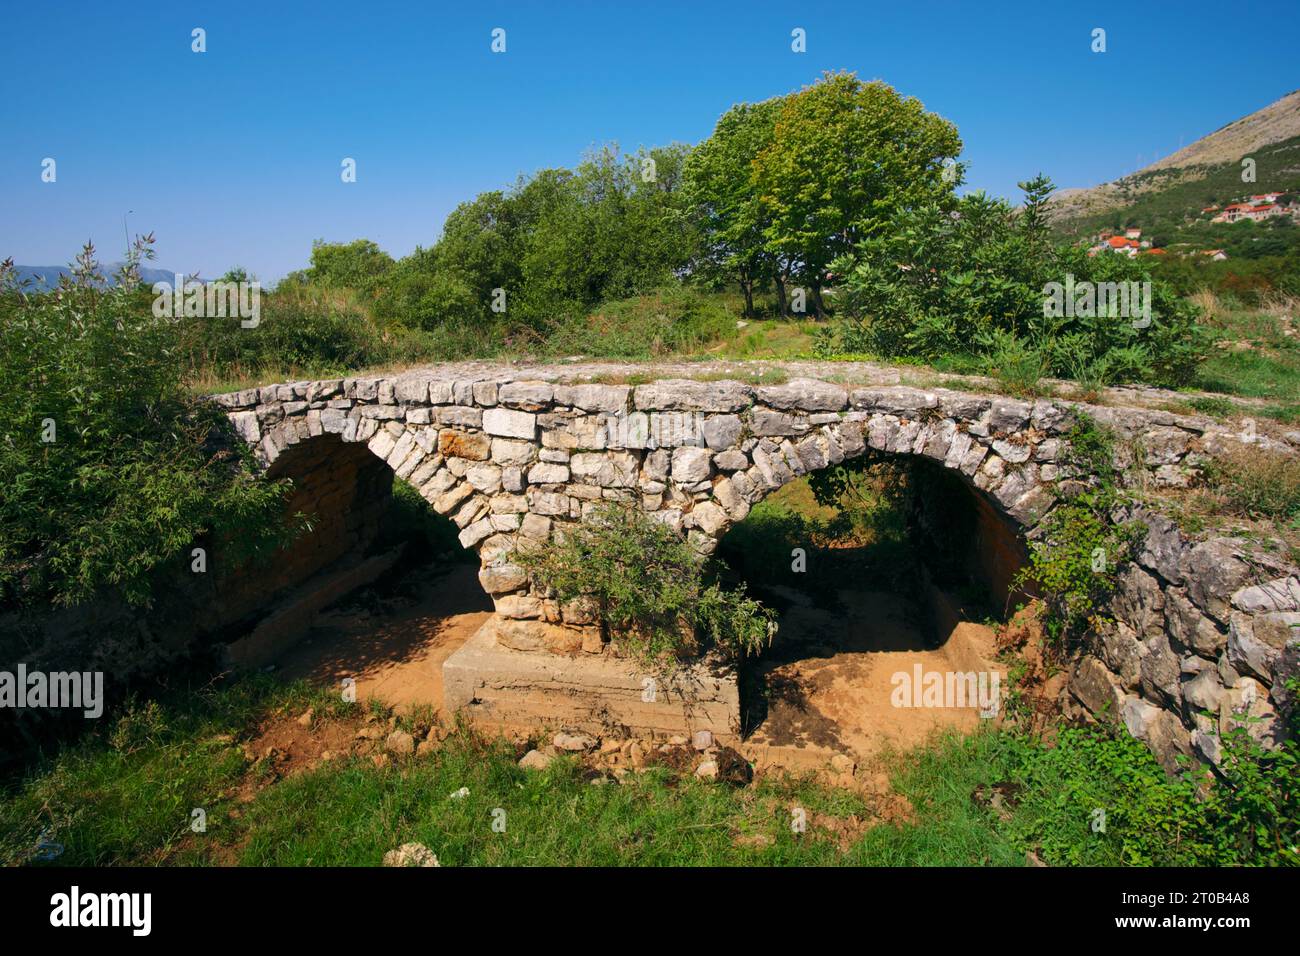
[752,72,962,316]
[383,145,699,334]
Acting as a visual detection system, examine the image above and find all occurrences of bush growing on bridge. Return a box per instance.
[0,242,294,611]
[514,504,775,666]
[1011,415,1145,645]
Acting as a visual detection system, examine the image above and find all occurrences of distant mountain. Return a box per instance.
[1049,89,1300,226]
[11,263,191,290]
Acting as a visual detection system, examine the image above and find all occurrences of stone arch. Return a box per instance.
[215,370,1300,769]
[661,383,1072,577]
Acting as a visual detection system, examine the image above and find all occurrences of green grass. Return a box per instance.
[2,670,1291,866]
[1197,348,1300,402]
[0,677,320,866]
[713,318,821,360]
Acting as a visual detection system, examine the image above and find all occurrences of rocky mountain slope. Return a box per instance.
[1049,89,1300,224]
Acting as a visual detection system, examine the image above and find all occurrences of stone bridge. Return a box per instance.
[212,362,1298,772]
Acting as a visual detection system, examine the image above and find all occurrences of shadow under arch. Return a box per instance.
[713,448,1031,743]
[216,430,491,671]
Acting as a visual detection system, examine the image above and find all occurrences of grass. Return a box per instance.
[1202,444,1300,522]
[1198,348,1300,403]
[712,317,821,360]
[7,665,1279,868]
[0,674,969,867]
[8,667,1262,867]
[1193,293,1300,406]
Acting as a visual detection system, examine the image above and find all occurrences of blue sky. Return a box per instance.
[1,1,1295,281]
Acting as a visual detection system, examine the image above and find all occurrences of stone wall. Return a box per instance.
[1069,506,1297,772]
[215,368,1299,771]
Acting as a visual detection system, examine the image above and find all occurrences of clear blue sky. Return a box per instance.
[2,1,1295,281]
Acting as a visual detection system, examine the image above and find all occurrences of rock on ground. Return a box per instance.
[382,842,440,867]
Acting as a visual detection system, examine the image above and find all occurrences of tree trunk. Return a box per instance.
[774,275,788,318]
[739,272,754,319]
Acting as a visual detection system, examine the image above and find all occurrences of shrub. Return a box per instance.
[300,239,394,293]
[372,257,480,333]
[994,726,1220,865]
[514,504,774,665]
[180,280,390,381]
[983,329,1049,397]
[816,177,1209,389]
[0,243,293,610]
[1011,416,1144,644]
[1213,681,1300,867]
[539,286,735,358]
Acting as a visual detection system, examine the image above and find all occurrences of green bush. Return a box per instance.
[179,280,393,381]
[0,243,293,610]
[297,239,394,294]
[1213,676,1300,866]
[992,727,1220,865]
[817,177,1209,389]
[514,504,774,665]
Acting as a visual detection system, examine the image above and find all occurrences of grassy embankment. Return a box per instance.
[0,674,1234,867]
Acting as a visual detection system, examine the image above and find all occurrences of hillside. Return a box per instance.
[1050,89,1300,229]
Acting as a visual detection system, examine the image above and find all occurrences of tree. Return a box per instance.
[820,179,1208,388]
[305,239,394,293]
[684,98,787,317]
[514,145,697,325]
[751,72,962,317]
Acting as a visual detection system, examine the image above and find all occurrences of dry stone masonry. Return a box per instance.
[214,365,1299,768]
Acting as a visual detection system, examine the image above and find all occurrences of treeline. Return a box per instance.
[27,71,1221,393]
[280,72,959,327]
[248,70,1205,390]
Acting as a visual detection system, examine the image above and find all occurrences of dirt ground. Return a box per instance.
[275,560,492,716]
[742,587,1003,773]
[269,561,1003,789]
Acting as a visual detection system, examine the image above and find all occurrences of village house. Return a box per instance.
[1208,191,1294,223]
[1088,228,1153,258]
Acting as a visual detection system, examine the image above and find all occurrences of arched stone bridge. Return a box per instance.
[212,362,1298,772]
